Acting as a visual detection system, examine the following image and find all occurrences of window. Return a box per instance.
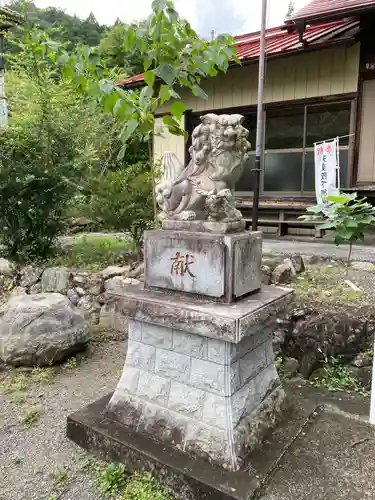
[264,107,305,192]
[234,100,353,194]
[187,99,353,196]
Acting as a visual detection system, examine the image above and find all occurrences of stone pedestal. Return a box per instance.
[105,283,292,471]
[68,229,293,478]
[144,230,262,302]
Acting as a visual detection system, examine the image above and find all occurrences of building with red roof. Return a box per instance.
[120,0,375,236]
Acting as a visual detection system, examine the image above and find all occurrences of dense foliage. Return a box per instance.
[300,192,375,267]
[8,0,105,49]
[0,30,89,261]
[0,0,237,261]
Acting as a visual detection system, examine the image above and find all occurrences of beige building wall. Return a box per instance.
[357,80,375,184]
[155,44,360,166]
[153,117,185,166]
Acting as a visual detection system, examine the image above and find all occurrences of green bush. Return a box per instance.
[121,472,171,500]
[0,121,82,262]
[86,163,154,247]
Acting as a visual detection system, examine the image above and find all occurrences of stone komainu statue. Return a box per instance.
[155,113,251,223]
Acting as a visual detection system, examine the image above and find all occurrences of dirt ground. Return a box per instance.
[0,341,126,500]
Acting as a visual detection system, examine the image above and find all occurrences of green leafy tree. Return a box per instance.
[0,28,90,261]
[8,0,105,49]
[59,0,237,154]
[99,21,147,75]
[299,193,375,270]
[86,163,154,247]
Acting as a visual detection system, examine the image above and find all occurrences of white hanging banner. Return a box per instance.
[314,139,340,204]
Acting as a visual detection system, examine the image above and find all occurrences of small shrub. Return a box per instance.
[122,472,171,500]
[275,356,287,382]
[0,372,28,394]
[86,164,154,248]
[20,406,41,428]
[52,465,70,490]
[31,367,55,385]
[98,462,127,497]
[311,357,362,392]
[300,193,375,271]
[11,391,27,404]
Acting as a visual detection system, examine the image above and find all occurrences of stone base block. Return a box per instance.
[162,219,246,233]
[67,394,260,500]
[144,229,262,302]
[102,285,293,471]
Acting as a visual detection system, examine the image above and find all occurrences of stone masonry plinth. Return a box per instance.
[144,230,262,302]
[105,284,292,471]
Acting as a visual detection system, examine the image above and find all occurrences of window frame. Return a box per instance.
[186,95,357,198]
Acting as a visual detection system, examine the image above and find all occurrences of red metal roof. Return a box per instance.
[287,0,375,24]
[119,18,359,87]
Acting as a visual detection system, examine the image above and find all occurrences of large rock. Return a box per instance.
[271,258,296,285]
[0,258,15,277]
[261,264,272,285]
[104,276,140,291]
[0,293,87,366]
[41,267,71,293]
[20,265,43,288]
[101,266,130,280]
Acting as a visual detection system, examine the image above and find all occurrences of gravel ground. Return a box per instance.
[0,341,126,500]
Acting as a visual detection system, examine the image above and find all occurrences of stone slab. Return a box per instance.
[144,230,262,302]
[67,384,327,500]
[108,284,293,344]
[162,219,246,233]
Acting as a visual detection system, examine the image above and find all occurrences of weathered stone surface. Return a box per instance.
[144,230,262,302]
[351,352,372,368]
[29,283,42,294]
[104,282,290,470]
[283,357,299,378]
[77,296,100,318]
[105,276,140,291]
[261,265,272,285]
[271,259,296,285]
[128,319,142,341]
[0,258,15,277]
[137,371,171,406]
[155,349,190,383]
[202,393,227,429]
[117,366,140,393]
[67,289,80,306]
[172,330,207,359]
[156,114,250,224]
[291,255,305,274]
[168,382,205,419]
[161,220,246,233]
[9,286,27,297]
[351,261,375,272]
[206,338,229,364]
[126,341,156,371]
[20,265,43,287]
[41,267,71,293]
[75,286,86,297]
[99,304,127,333]
[129,262,144,278]
[110,284,293,343]
[190,358,226,394]
[239,342,268,387]
[142,323,173,349]
[101,266,130,280]
[0,293,87,366]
